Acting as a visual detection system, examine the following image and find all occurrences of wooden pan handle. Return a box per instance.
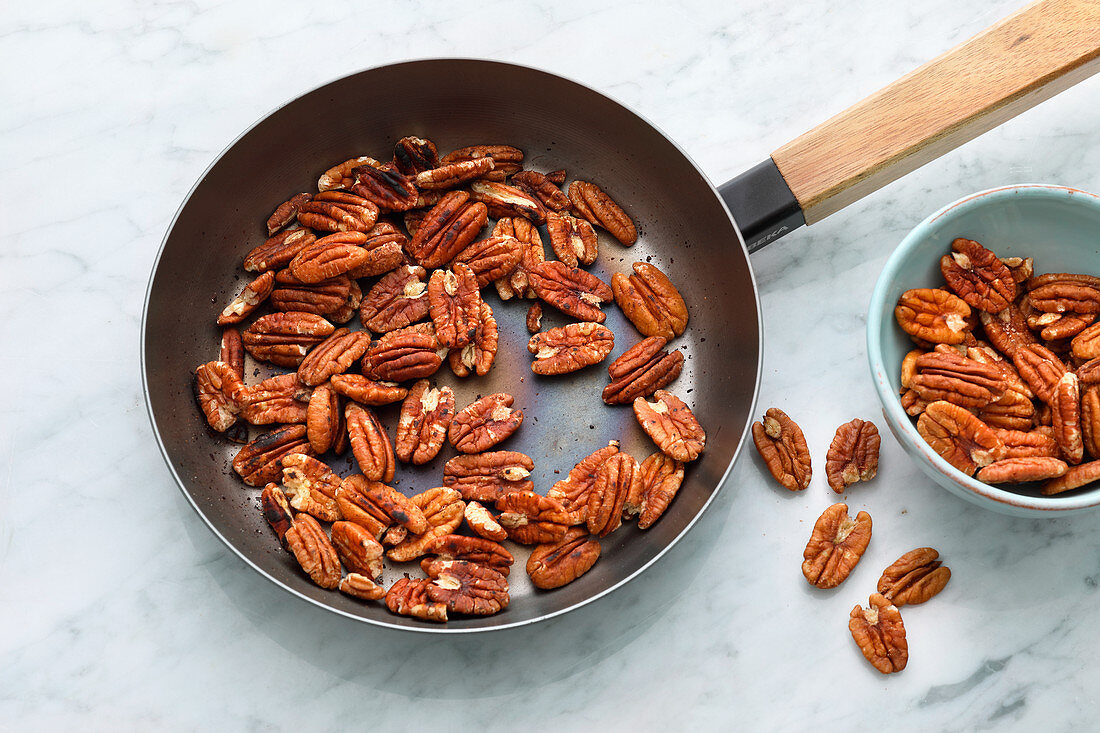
[770,0,1100,225]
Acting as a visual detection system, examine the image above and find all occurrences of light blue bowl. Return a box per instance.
[868,184,1100,517]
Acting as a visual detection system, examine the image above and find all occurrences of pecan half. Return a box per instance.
[547,441,621,526]
[877,548,951,606]
[360,265,430,333]
[464,501,507,541]
[331,520,384,580]
[939,238,1016,313]
[511,170,572,213]
[1072,321,1100,360]
[394,380,455,464]
[440,145,522,181]
[428,264,481,349]
[849,593,907,674]
[284,514,340,589]
[362,325,445,383]
[406,191,489,268]
[568,180,637,245]
[603,336,683,404]
[751,407,811,491]
[306,382,341,454]
[449,393,524,453]
[466,180,544,223]
[546,169,567,185]
[546,211,597,267]
[587,452,638,537]
[242,312,335,368]
[528,322,615,375]
[239,372,311,426]
[993,426,1059,459]
[296,328,371,386]
[1029,281,1100,314]
[526,302,542,334]
[415,157,496,191]
[346,403,395,482]
[194,361,244,432]
[344,227,408,280]
[232,425,312,486]
[350,163,418,212]
[328,279,362,325]
[895,288,971,345]
[529,260,613,322]
[443,451,534,502]
[451,235,523,288]
[260,483,293,546]
[612,262,689,340]
[386,487,465,562]
[392,136,439,176]
[424,560,510,616]
[1032,312,1095,341]
[422,535,514,576]
[493,217,545,300]
[979,305,1037,358]
[280,453,340,522]
[909,350,1008,408]
[297,190,379,232]
[900,389,929,416]
[267,193,312,235]
[244,228,316,273]
[318,155,382,191]
[1041,459,1100,495]
[801,503,872,589]
[977,456,1068,483]
[336,474,428,538]
[385,577,448,622]
[527,527,601,589]
[1082,384,1100,459]
[495,491,570,545]
[218,270,274,325]
[1003,256,1034,283]
[635,452,685,529]
[1052,372,1084,464]
[449,302,498,378]
[330,374,407,406]
[916,401,1006,475]
[219,328,245,378]
[825,419,881,492]
[634,390,705,463]
[289,232,373,284]
[1011,343,1068,404]
[339,574,386,601]
[976,386,1037,431]
[269,270,351,317]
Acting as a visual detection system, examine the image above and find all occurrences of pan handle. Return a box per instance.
[722,0,1100,252]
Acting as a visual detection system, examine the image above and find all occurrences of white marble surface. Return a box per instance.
[4,0,1100,729]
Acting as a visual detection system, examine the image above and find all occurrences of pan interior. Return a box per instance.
[144,60,760,630]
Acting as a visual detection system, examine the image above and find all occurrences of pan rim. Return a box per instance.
[140,57,764,633]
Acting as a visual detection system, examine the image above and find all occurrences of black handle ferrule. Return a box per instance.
[718,158,805,253]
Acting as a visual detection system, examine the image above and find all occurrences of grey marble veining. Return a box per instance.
[3,0,1100,729]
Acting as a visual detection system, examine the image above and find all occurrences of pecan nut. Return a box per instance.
[1041,459,1100,495]
[346,403,395,482]
[1072,321,1100,360]
[414,157,496,191]
[360,265,430,333]
[977,456,1068,483]
[306,381,341,454]
[336,474,429,538]
[194,361,245,432]
[232,425,312,486]
[1029,280,1100,314]
[1052,372,1084,464]
[526,302,542,334]
[440,145,521,181]
[751,407,811,491]
[547,441,621,526]
[611,262,689,340]
[587,452,638,537]
[529,260,613,322]
[877,548,951,606]
[297,190,379,232]
[801,503,872,589]
[602,336,683,404]
[392,136,439,176]
[469,180,546,223]
[825,418,880,492]
[443,450,534,502]
[939,238,1016,313]
[260,484,293,546]
[284,514,340,590]
[635,452,685,529]
[1082,384,1100,459]
[218,270,274,325]
[895,288,971,345]
[394,380,455,464]
[428,264,481,349]
[568,180,637,245]
[362,325,445,383]
[979,305,1037,358]
[422,535,514,576]
[267,193,313,235]
[464,501,507,541]
[452,235,523,288]
[424,559,510,616]
[849,593,908,674]
[331,520,384,580]
[1011,343,1068,404]
[385,577,448,622]
[511,170,572,213]
[280,453,340,522]
[916,401,1006,475]
[449,393,524,453]
[406,191,489,268]
[449,302,498,378]
[349,163,419,212]
[993,426,1059,459]
[269,270,351,317]
[386,487,465,562]
[528,322,615,375]
[289,232,374,284]
[238,373,311,426]
[242,312,335,368]
[296,328,371,386]
[634,390,705,463]
[492,217,545,300]
[244,228,316,273]
[330,374,407,406]
[546,211,597,267]
[318,155,382,191]
[909,350,1008,408]
[495,491,570,545]
[526,527,601,590]
[219,328,245,378]
[339,574,386,601]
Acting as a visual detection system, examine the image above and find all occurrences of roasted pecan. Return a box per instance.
[288,232,373,284]
[336,474,428,538]
[331,520,384,580]
[349,163,418,212]
[895,288,971,345]
[219,328,245,378]
[394,380,455,464]
[849,593,907,674]
[1029,280,1100,314]
[440,145,522,181]
[546,169,567,185]
[612,262,689,339]
[267,193,313,235]
[449,302,498,378]
[424,559,510,616]
[977,456,1068,483]
[422,535,514,576]
[344,227,408,280]
[360,265,430,333]
[468,180,546,223]
[217,271,274,326]
[1011,343,1068,404]
[1041,459,1100,495]
[993,426,1059,459]
[909,350,1008,408]
[428,264,481,349]
[603,336,683,404]
[1082,384,1100,459]
[802,503,872,589]
[978,305,1037,359]
[1072,321,1100,360]
[280,453,340,522]
[1002,256,1034,283]
[916,400,1006,475]
[825,418,880,492]
[392,136,439,176]
[305,381,341,453]
[318,155,382,191]
[545,211,597,268]
[526,302,542,334]
[966,345,1034,398]
[634,390,705,463]
[406,191,489,268]
[260,483,293,546]
[1052,372,1084,464]
[449,393,524,453]
[899,349,923,390]
[362,325,445,383]
[244,228,316,273]
[634,452,685,529]
[530,260,613,322]
[568,180,637,245]
[414,157,496,191]
[328,279,362,325]
[404,208,428,237]
[385,577,448,622]
[548,441,621,526]
[339,573,386,601]
[1034,312,1095,341]
[939,238,1016,313]
[386,487,465,562]
[587,452,638,537]
[527,527,601,589]
[296,328,370,386]
[239,372,311,425]
[976,386,1036,431]
[877,548,951,606]
[511,170,572,213]
[900,389,929,416]
[297,190,379,233]
[452,235,523,288]
[751,407,811,491]
[493,217,545,300]
[242,312,335,368]
[496,491,570,545]
[233,425,312,486]
[346,403,395,482]
[269,270,351,317]
[284,514,340,590]
[464,501,507,541]
[330,374,407,406]
[194,361,244,432]
[528,322,615,375]
[443,451,534,502]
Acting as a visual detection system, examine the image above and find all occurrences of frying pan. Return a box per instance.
[143,1,1100,631]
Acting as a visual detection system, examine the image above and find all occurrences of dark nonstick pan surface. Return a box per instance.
[143,59,761,631]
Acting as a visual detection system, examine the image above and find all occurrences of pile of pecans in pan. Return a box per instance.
[895,237,1100,494]
[192,137,706,623]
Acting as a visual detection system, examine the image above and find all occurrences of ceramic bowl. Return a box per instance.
[867,184,1100,517]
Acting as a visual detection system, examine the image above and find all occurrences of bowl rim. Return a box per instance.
[867,183,1100,514]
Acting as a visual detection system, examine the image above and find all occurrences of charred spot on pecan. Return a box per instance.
[232,425,313,487]
[392,136,439,176]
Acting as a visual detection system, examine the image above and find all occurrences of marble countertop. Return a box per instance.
[5,0,1100,729]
